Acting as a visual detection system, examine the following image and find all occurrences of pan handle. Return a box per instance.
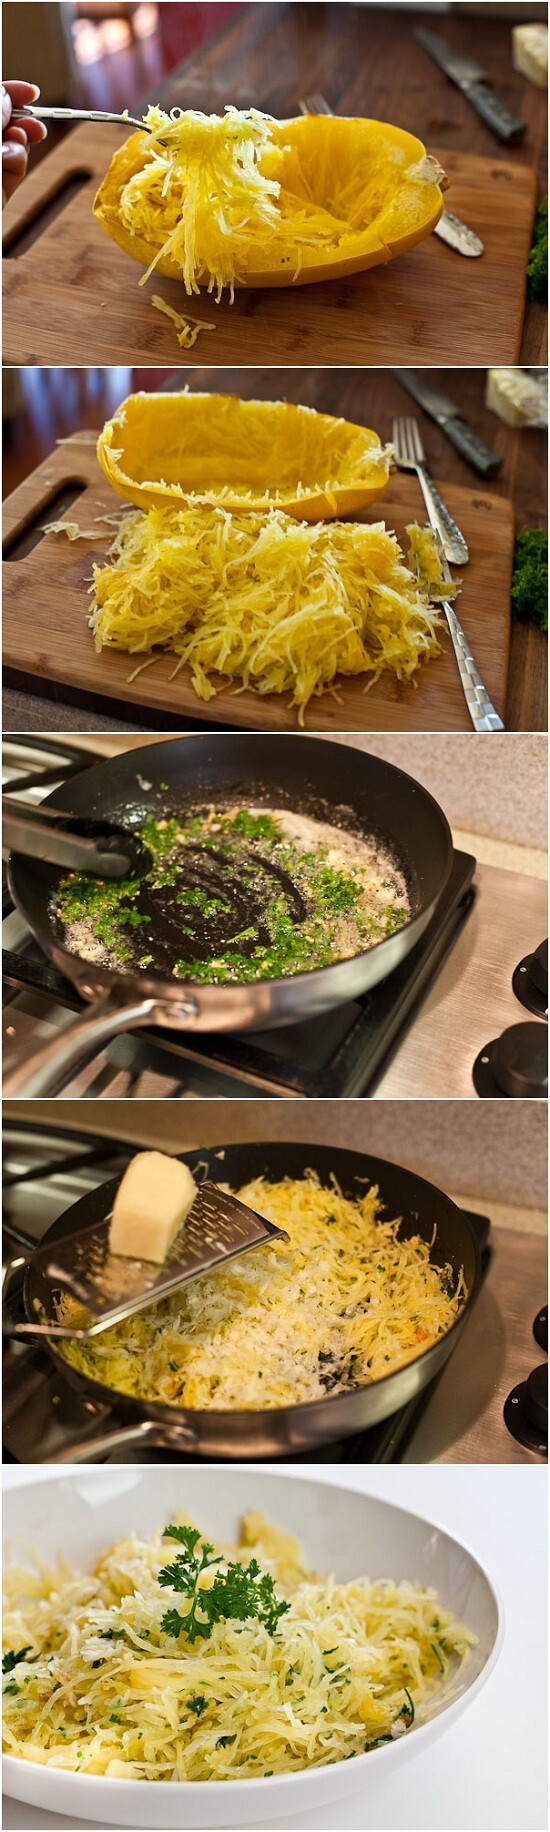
[45,1417,199,1463]
[3,986,194,1097]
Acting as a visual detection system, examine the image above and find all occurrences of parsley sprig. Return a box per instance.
[158,1524,290,1645]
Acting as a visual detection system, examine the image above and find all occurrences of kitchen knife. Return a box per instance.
[415,27,527,145]
[393,371,503,477]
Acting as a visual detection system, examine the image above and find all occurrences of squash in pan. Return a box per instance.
[92,106,446,296]
[96,391,392,520]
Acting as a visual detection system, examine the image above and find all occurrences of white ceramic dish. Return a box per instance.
[3,1467,503,1829]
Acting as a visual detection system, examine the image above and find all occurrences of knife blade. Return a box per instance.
[393,371,502,477]
[415,27,526,145]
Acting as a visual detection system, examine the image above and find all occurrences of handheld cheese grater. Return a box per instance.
[5,1187,288,1341]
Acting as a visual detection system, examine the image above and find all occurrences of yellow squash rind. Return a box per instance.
[97,391,392,520]
[93,115,445,290]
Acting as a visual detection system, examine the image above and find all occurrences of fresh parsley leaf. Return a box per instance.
[3,1647,32,1673]
[527,199,548,303]
[186,1694,208,1716]
[511,529,548,632]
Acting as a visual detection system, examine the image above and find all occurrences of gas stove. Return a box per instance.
[2,1121,547,1465]
[2,738,547,1099]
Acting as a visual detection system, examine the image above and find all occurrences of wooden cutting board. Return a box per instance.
[2,124,536,366]
[3,432,513,733]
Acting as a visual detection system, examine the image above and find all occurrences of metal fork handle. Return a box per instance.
[415,465,469,565]
[11,105,150,131]
[443,602,504,732]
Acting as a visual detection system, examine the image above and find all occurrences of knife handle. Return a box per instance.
[443,417,503,478]
[466,80,526,145]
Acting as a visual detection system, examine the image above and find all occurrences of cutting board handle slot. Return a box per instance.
[3,171,92,259]
[3,482,87,563]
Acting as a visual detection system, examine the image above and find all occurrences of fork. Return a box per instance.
[432,542,505,733]
[393,417,503,730]
[299,94,484,258]
[12,105,165,134]
[392,416,469,564]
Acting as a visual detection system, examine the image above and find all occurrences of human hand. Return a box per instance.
[3,81,47,206]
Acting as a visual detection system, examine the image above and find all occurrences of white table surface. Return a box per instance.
[2,1463,547,1832]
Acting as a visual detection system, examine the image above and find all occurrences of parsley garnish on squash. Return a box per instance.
[158,1524,290,1644]
[511,529,548,632]
[2,1647,32,1673]
[527,199,548,303]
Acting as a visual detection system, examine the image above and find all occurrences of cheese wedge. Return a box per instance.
[109,1151,197,1262]
[512,24,548,90]
[485,367,547,428]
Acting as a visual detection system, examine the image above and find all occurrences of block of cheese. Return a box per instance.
[512,24,548,90]
[109,1151,197,1262]
[485,367,548,428]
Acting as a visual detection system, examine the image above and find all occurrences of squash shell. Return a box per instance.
[97,391,392,520]
[92,114,445,290]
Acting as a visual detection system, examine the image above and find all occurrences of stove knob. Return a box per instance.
[531,940,548,998]
[474,1022,548,1098]
[534,1306,548,1354]
[504,1363,548,1454]
[492,1023,548,1098]
[523,1364,548,1437]
[513,939,548,1016]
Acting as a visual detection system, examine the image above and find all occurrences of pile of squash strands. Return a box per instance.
[89,507,447,721]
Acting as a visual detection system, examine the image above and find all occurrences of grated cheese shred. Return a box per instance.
[3,1509,477,1780]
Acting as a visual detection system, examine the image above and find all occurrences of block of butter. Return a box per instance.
[512,24,548,89]
[109,1151,197,1262]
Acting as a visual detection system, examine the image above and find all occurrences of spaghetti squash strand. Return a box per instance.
[88,506,447,722]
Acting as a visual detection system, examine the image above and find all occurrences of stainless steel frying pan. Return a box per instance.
[3,1140,484,1462]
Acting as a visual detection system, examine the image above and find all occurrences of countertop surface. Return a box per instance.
[2,1464,547,1831]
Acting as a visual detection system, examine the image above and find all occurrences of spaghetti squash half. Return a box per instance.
[96,392,392,520]
[93,105,446,295]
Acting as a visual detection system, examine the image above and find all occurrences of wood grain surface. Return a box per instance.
[3,430,513,733]
[2,123,536,369]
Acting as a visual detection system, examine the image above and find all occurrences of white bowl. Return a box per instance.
[3,1467,503,1829]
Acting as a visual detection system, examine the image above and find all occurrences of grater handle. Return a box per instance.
[3,987,194,1097]
[45,1418,198,1462]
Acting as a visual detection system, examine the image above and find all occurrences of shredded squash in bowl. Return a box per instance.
[57,1174,465,1410]
[2,1509,476,1780]
[89,507,451,721]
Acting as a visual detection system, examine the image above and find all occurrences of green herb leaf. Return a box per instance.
[2,1648,32,1673]
[160,1527,289,1645]
[511,528,548,632]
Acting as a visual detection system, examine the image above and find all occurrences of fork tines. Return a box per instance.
[392,416,427,467]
